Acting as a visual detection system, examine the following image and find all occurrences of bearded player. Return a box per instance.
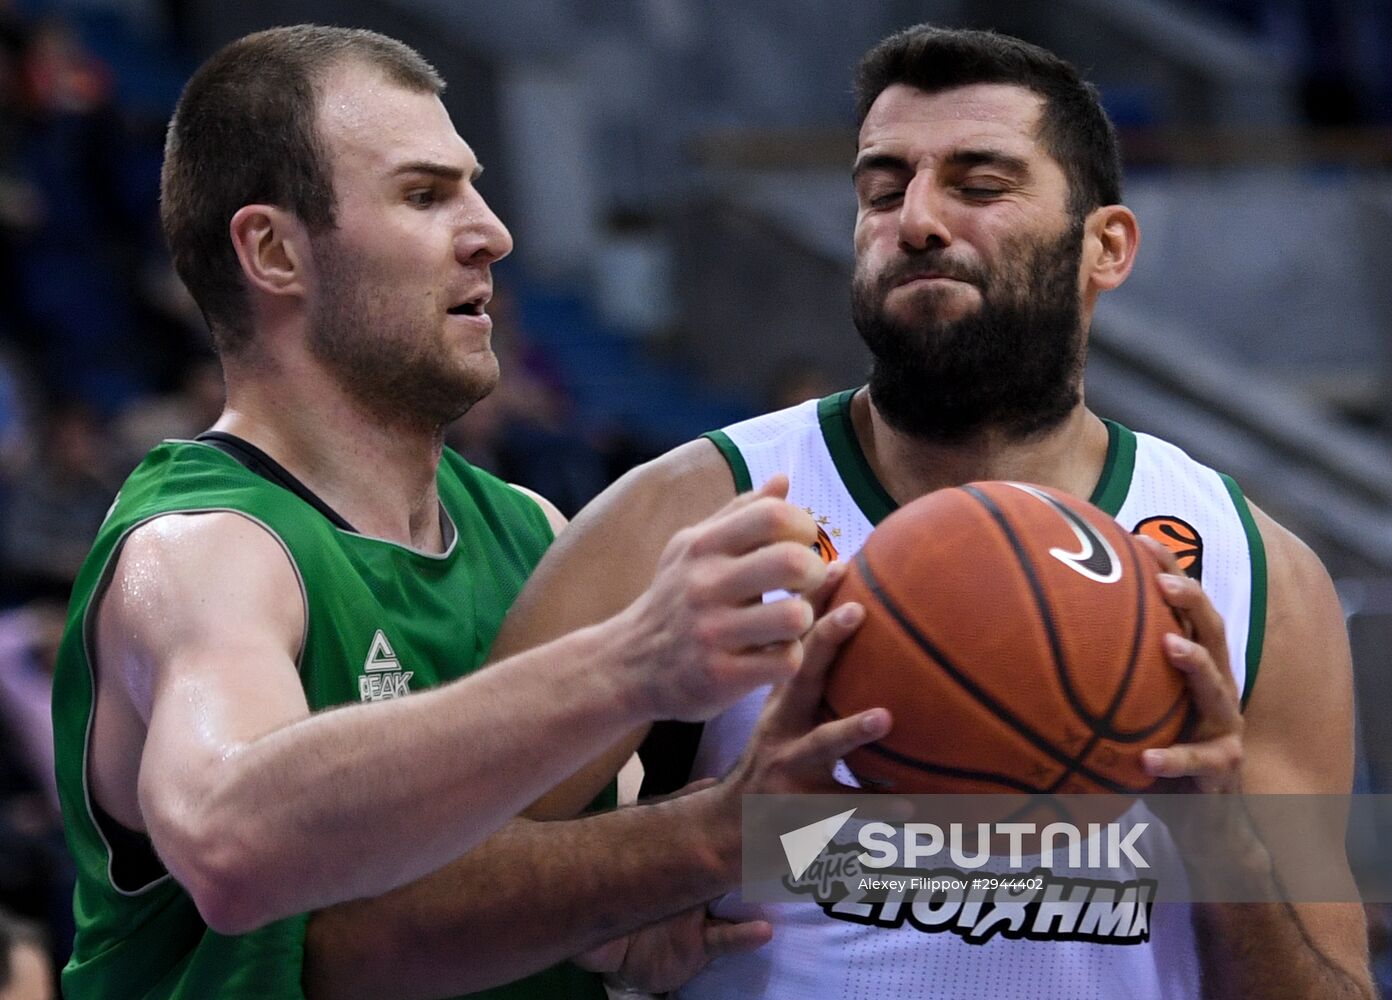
[496,24,1373,1000]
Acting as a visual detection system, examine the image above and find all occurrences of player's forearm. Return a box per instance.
[172,620,650,933]
[525,724,651,820]
[1193,900,1373,999]
[302,787,740,1000]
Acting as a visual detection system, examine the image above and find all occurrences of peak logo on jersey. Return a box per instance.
[813,524,839,564]
[359,629,414,701]
[1133,516,1203,582]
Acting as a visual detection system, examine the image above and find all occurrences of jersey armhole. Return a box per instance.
[703,431,753,494]
[508,482,565,542]
[1220,474,1267,708]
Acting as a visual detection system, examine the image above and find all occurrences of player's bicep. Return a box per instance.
[489,439,738,660]
[1237,508,1369,981]
[1239,507,1354,795]
[497,442,736,819]
[97,513,308,860]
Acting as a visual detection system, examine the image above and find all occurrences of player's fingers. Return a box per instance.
[713,476,789,511]
[688,495,818,559]
[1141,732,1242,784]
[715,640,804,695]
[1156,573,1231,677]
[804,559,848,616]
[1137,537,1197,641]
[1164,633,1242,734]
[706,597,815,649]
[1136,534,1181,576]
[681,777,719,795]
[773,602,865,722]
[718,543,828,602]
[753,474,789,502]
[702,918,773,956]
[784,709,892,776]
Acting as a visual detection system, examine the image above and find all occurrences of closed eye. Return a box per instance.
[863,188,904,210]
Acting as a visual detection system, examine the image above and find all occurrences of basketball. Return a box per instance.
[824,481,1191,795]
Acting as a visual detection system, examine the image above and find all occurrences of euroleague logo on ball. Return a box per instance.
[813,524,839,564]
[1132,516,1203,582]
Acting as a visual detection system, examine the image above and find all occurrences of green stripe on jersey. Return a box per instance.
[1091,420,1138,516]
[818,390,896,526]
[1221,473,1267,707]
[703,430,753,493]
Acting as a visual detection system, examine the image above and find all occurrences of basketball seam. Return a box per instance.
[854,549,1132,795]
[1048,532,1149,792]
[964,485,1102,738]
[965,487,1187,792]
[822,696,1045,793]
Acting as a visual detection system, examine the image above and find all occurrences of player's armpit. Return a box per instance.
[1193,504,1373,998]
[499,440,740,819]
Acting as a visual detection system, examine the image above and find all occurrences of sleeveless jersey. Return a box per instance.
[51,440,610,1000]
[678,389,1266,1000]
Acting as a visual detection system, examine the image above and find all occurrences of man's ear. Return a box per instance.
[1082,204,1139,295]
[229,204,310,301]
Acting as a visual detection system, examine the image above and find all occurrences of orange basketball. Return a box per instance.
[825,481,1191,795]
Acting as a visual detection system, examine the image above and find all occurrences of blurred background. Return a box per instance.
[0,0,1388,992]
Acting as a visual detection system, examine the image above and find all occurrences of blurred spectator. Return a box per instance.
[3,400,120,601]
[12,17,149,412]
[0,604,68,990]
[0,603,62,816]
[1187,0,1392,125]
[766,357,838,411]
[448,291,608,516]
[0,906,53,1000]
[0,6,41,350]
[0,349,31,478]
[113,356,224,468]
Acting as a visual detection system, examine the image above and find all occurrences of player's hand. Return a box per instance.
[573,906,772,994]
[616,476,830,722]
[1137,535,1244,796]
[721,584,892,798]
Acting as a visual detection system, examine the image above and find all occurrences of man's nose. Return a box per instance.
[898,173,952,251]
[456,190,513,264]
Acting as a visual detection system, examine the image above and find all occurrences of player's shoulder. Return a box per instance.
[712,395,827,450]
[110,510,304,621]
[99,510,306,666]
[1126,424,1224,480]
[579,437,737,533]
[1244,500,1331,600]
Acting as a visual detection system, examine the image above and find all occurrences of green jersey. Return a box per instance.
[52,438,610,999]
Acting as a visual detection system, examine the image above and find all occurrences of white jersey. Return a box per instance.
[675,390,1265,1000]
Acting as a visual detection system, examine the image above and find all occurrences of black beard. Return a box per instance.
[851,221,1086,446]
